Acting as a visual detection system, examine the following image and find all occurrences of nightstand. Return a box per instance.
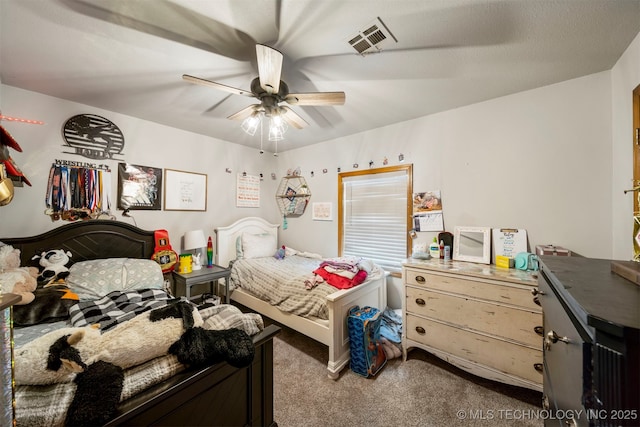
[172,265,231,303]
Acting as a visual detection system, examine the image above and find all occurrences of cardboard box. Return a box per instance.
[536,245,571,256]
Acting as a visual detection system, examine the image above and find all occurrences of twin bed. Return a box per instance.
[215,216,388,379]
[2,220,279,427]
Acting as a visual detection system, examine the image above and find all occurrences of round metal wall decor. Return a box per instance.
[62,114,125,160]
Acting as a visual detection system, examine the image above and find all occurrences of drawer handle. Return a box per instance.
[534,363,543,373]
[545,330,571,350]
[415,298,426,306]
[415,326,426,335]
[533,296,540,306]
[415,275,426,284]
[531,288,545,296]
[534,326,544,336]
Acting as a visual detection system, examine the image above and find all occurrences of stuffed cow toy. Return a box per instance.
[14,300,258,426]
[14,301,204,385]
[32,249,73,287]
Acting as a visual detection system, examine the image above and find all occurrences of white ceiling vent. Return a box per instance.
[347,17,397,55]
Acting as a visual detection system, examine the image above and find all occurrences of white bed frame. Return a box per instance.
[215,217,387,379]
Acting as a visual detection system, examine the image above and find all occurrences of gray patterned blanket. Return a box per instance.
[230,255,334,319]
[230,255,384,320]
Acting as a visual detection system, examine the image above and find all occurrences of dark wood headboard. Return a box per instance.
[0,220,157,266]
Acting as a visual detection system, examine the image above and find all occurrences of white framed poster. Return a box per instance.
[236,173,260,207]
[164,169,207,211]
[312,202,333,221]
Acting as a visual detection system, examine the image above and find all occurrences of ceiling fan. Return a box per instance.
[182,44,346,131]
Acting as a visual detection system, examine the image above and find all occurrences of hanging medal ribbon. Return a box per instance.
[44,162,112,221]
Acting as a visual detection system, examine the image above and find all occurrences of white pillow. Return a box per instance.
[236,235,244,259]
[67,258,164,300]
[241,233,277,259]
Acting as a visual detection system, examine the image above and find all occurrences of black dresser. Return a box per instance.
[538,256,640,427]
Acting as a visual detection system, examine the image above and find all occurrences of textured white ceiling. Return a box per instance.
[1,0,639,153]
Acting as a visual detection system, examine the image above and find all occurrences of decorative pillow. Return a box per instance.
[12,284,79,326]
[236,236,244,259]
[66,258,164,301]
[241,233,277,259]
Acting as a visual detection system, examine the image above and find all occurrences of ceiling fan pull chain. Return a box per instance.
[260,116,264,154]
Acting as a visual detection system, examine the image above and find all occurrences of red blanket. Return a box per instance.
[313,267,368,290]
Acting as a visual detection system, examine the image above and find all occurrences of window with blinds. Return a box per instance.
[338,164,413,274]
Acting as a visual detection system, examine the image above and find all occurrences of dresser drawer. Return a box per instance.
[406,287,542,347]
[405,268,540,311]
[406,314,543,384]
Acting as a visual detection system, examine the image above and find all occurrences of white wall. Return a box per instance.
[611,31,640,260]
[279,72,614,260]
[0,85,281,254]
[277,71,617,308]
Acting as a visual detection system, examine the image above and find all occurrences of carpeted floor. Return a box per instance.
[271,322,543,427]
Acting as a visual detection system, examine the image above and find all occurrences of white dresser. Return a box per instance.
[402,258,543,391]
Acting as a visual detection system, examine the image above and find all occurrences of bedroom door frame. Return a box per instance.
[633,84,639,260]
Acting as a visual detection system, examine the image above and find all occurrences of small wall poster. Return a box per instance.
[236,173,260,207]
[492,228,528,264]
[413,190,444,232]
[312,202,333,221]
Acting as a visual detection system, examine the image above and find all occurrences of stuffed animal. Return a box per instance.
[32,248,73,286]
[0,242,38,304]
[0,266,38,305]
[168,326,255,368]
[64,360,124,427]
[14,301,204,385]
[274,245,286,260]
[0,242,21,270]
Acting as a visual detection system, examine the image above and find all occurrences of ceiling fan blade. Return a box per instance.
[183,74,254,97]
[285,92,346,106]
[64,0,258,62]
[256,44,283,94]
[279,107,308,129]
[228,104,261,121]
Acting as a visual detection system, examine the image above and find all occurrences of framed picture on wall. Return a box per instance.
[312,202,333,221]
[164,168,207,211]
[117,163,162,210]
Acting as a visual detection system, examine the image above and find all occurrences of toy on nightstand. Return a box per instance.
[206,236,214,268]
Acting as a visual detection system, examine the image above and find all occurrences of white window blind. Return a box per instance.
[341,170,409,273]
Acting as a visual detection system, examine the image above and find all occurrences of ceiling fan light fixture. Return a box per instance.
[241,113,261,136]
[183,43,341,146]
[268,116,288,141]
